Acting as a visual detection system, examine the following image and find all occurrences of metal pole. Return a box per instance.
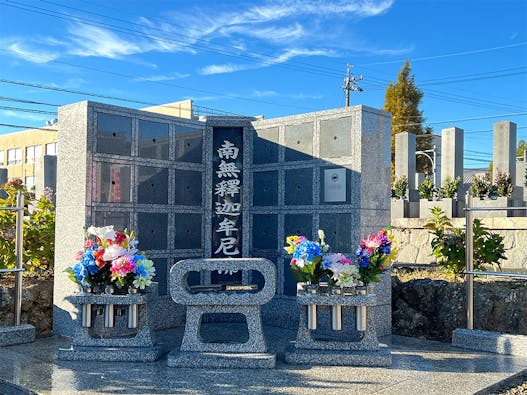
[13,191,23,326]
[465,192,474,330]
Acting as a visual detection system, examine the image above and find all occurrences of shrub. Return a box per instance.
[424,207,506,274]
[0,179,55,272]
[495,172,512,197]
[418,177,435,200]
[393,176,409,199]
[469,173,491,199]
[440,176,462,199]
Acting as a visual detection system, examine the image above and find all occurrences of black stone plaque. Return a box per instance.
[211,127,243,258]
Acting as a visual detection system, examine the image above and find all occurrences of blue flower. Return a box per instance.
[293,240,322,264]
[134,263,148,278]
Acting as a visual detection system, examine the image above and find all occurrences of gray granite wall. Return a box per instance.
[54,103,392,337]
[54,101,206,336]
[251,105,392,336]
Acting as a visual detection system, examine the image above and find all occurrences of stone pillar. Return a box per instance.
[34,155,57,201]
[493,121,517,184]
[395,132,416,191]
[441,127,464,184]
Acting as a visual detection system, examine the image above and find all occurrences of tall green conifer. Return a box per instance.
[384,60,432,178]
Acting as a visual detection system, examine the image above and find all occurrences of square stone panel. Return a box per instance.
[284,123,314,162]
[253,171,278,207]
[319,213,352,252]
[284,168,313,206]
[96,112,132,156]
[138,119,169,160]
[319,117,353,158]
[252,214,278,250]
[137,212,168,250]
[93,211,130,230]
[93,162,131,203]
[284,214,312,238]
[137,166,169,205]
[174,213,202,249]
[253,127,279,164]
[175,125,203,163]
[283,258,297,296]
[151,258,168,296]
[175,169,202,206]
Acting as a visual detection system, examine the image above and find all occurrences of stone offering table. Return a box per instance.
[168,258,276,368]
[285,288,391,366]
[58,284,163,362]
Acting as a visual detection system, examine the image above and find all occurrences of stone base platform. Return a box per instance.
[58,345,165,362]
[452,328,527,356]
[284,344,391,367]
[0,324,35,346]
[167,350,276,369]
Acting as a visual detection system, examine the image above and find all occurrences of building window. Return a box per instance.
[7,148,22,165]
[26,145,42,164]
[46,143,57,156]
[25,176,36,190]
[0,151,4,166]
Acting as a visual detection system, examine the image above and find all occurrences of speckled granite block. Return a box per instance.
[170,258,276,306]
[452,328,527,356]
[58,345,165,362]
[285,289,392,366]
[0,324,35,346]
[294,292,380,351]
[169,258,277,368]
[284,344,391,366]
[167,350,276,369]
[59,287,164,361]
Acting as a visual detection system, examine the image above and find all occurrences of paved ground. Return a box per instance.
[0,325,526,395]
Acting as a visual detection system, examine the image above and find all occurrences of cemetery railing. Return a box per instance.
[463,192,527,330]
[0,191,24,326]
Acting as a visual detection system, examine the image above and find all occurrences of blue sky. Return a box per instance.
[0,0,526,169]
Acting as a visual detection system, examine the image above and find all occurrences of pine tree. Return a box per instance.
[384,60,432,177]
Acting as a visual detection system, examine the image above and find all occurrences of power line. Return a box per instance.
[0,0,342,79]
[0,96,61,107]
[0,48,315,113]
[0,78,251,116]
[357,42,527,66]
[0,105,56,115]
[0,122,57,131]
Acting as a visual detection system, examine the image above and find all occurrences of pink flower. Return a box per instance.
[84,240,95,248]
[361,234,382,250]
[110,255,136,277]
[75,250,83,261]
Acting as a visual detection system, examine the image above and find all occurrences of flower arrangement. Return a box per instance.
[65,225,156,291]
[284,228,396,289]
[284,230,330,285]
[322,253,360,288]
[355,228,397,285]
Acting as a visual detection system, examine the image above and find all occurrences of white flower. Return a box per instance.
[102,244,127,261]
[87,225,116,241]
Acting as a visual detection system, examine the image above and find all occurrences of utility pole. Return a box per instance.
[341,64,363,107]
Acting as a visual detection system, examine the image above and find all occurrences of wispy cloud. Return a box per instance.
[222,23,305,43]
[200,63,250,75]
[67,24,142,58]
[135,72,190,82]
[0,39,59,63]
[200,47,337,75]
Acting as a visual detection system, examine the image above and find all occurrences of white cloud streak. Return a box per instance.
[136,72,190,81]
